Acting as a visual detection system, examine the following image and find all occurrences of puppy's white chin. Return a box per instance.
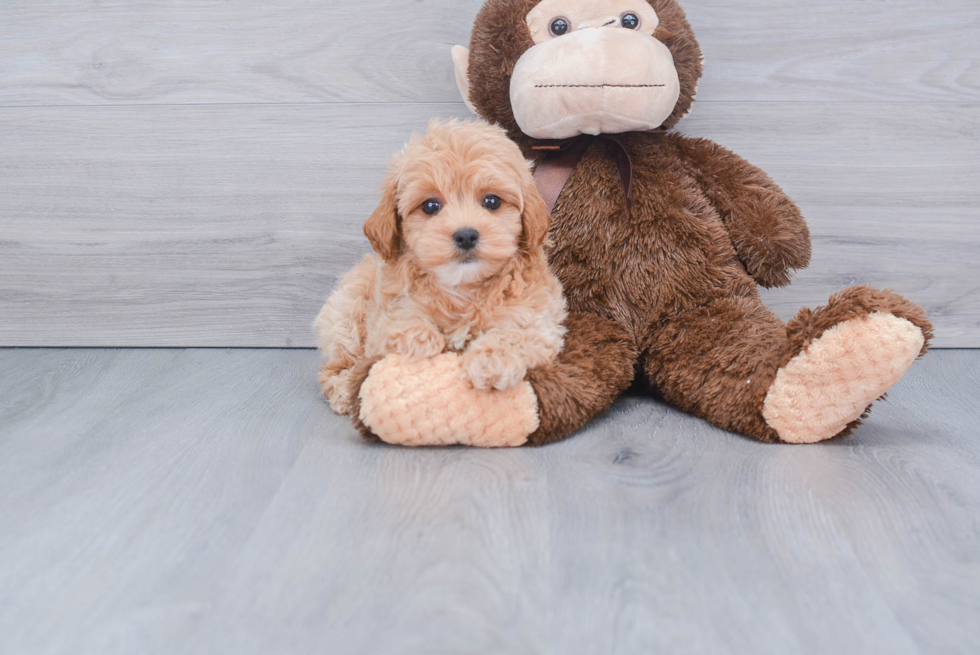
[433,260,492,288]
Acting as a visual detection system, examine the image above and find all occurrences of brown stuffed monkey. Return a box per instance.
[347,0,933,447]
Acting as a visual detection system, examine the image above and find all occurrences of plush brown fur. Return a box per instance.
[448,0,932,444]
[346,0,932,446]
[526,312,637,445]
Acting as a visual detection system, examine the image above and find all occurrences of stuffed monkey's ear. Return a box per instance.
[521,175,551,252]
[363,173,401,263]
[452,45,477,115]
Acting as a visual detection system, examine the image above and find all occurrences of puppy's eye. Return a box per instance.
[482,195,502,211]
[621,12,640,29]
[421,199,442,215]
[549,17,570,37]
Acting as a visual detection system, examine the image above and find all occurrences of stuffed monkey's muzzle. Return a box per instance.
[510,27,681,140]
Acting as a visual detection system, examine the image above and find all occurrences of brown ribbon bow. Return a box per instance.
[531,127,667,214]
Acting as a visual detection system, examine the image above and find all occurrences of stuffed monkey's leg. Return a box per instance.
[643,288,931,443]
[348,312,637,447]
[525,312,637,446]
[643,296,788,441]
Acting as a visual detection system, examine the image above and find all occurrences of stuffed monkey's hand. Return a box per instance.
[678,137,811,288]
[462,341,528,391]
[385,323,446,360]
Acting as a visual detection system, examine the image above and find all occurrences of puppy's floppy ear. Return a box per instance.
[520,174,551,252]
[363,172,401,263]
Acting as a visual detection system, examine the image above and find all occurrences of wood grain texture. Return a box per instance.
[0,348,978,654]
[1,101,976,347]
[0,0,977,106]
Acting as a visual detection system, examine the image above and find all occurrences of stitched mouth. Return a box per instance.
[535,84,665,88]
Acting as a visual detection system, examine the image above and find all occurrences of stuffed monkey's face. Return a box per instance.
[511,0,681,139]
[455,0,702,147]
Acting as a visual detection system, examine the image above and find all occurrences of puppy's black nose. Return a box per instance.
[453,228,480,251]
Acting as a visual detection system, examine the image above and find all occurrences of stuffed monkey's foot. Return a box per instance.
[356,353,539,447]
[763,312,925,444]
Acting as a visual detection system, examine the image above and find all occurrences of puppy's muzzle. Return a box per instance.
[453,228,480,252]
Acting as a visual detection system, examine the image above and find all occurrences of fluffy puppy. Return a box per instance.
[316,119,567,416]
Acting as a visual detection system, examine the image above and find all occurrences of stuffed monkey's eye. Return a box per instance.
[482,195,502,211]
[621,12,640,29]
[421,199,442,215]
[549,17,570,36]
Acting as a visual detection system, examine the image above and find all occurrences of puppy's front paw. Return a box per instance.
[463,347,527,391]
[387,324,446,360]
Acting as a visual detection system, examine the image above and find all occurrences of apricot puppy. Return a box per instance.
[316,119,567,416]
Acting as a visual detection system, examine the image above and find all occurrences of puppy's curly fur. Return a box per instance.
[316,120,567,416]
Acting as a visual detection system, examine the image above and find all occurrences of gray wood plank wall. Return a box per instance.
[1,0,978,347]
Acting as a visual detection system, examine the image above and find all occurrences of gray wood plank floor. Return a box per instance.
[1,348,978,654]
[1,1,978,348]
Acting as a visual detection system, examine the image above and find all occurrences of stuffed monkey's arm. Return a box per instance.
[677,136,811,288]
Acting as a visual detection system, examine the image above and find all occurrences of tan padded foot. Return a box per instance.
[358,353,539,448]
[763,312,925,444]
